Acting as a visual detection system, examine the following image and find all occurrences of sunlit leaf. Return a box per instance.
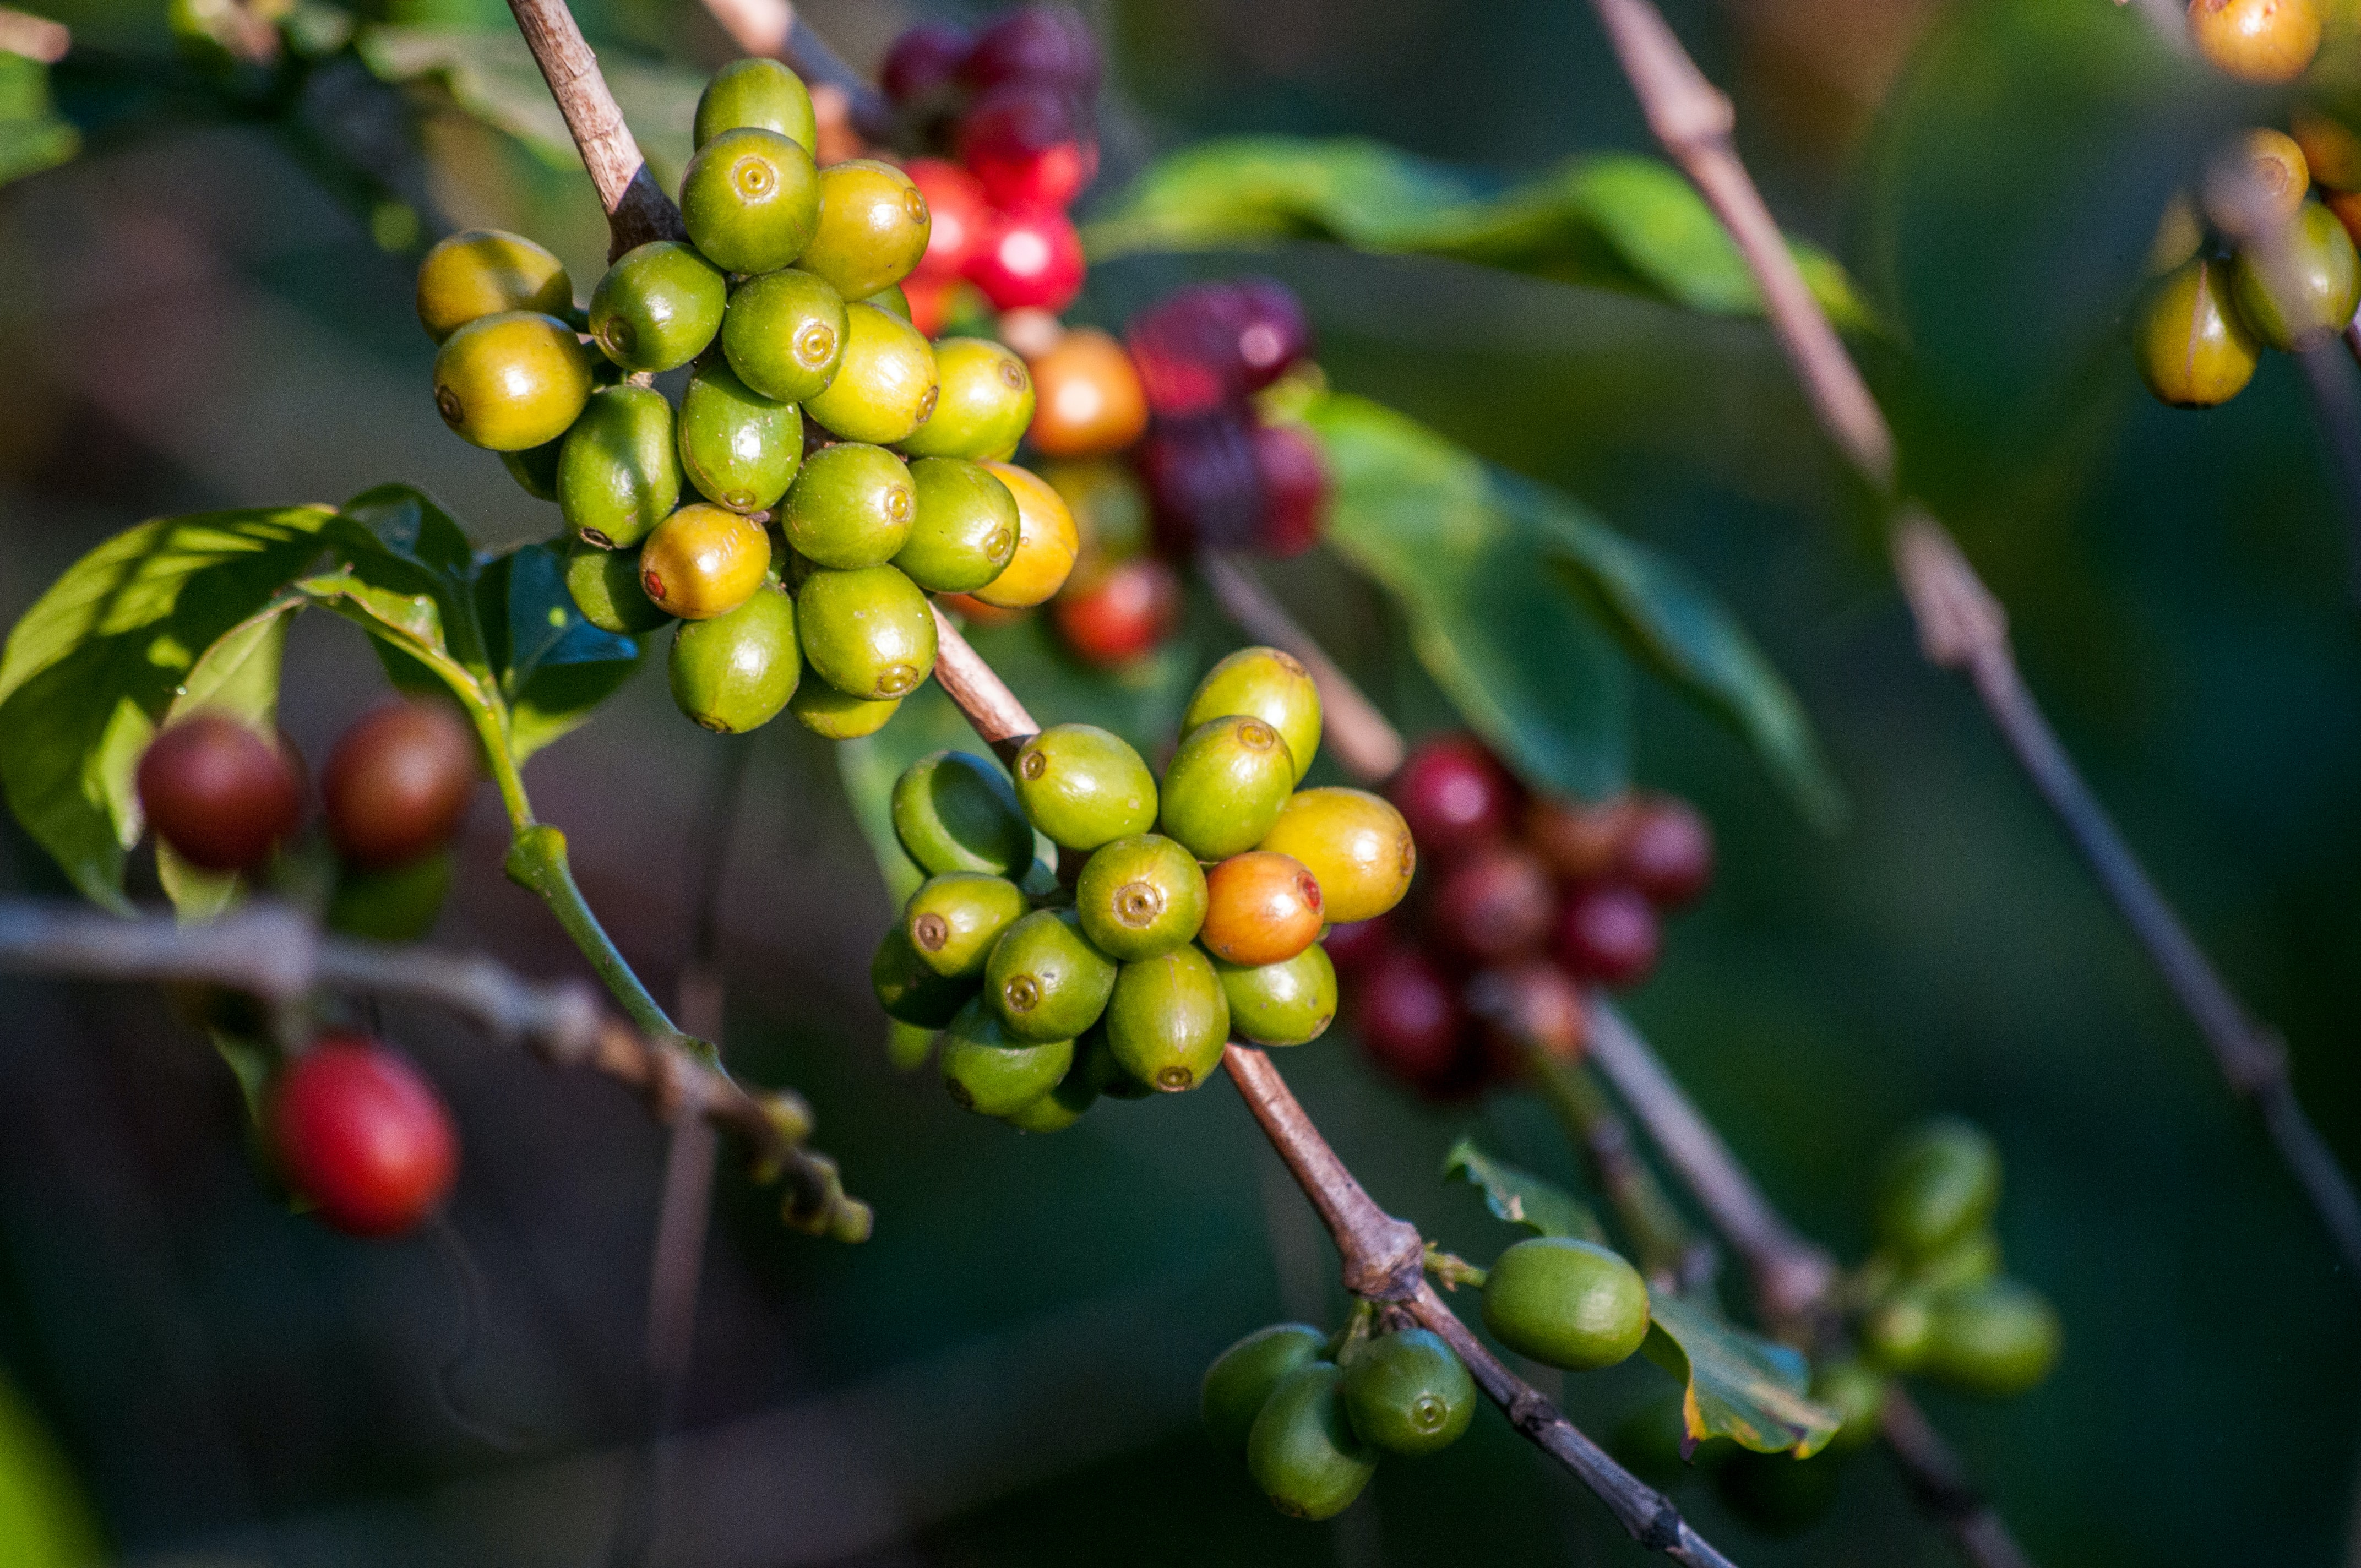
[1645,1292,1842,1458]
[0,1368,103,1568]
[478,541,644,763]
[1443,1136,1607,1244]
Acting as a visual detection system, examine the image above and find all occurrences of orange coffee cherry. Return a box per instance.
[1200,850,1325,967]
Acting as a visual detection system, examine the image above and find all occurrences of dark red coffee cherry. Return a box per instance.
[1432,846,1554,960]
[1353,944,1475,1095]
[966,204,1087,313]
[957,84,1098,209]
[137,715,303,872]
[881,20,974,102]
[1554,883,1660,989]
[1389,732,1515,859]
[1620,794,1713,908]
[1138,410,1264,554]
[1053,556,1182,667]
[1320,913,1394,974]
[1228,278,1315,394]
[1465,960,1587,1075]
[962,5,1101,99]
[323,701,480,870]
[1252,421,1327,557]
[1127,279,1314,417]
[270,1036,458,1237]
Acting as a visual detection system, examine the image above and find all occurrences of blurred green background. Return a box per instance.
[0,0,2355,1564]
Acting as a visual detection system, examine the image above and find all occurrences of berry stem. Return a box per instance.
[503,824,704,1062]
[1196,553,1407,781]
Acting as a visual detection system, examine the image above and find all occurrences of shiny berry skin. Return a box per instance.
[1252,421,1326,557]
[1027,328,1149,457]
[1053,556,1181,667]
[1390,733,1515,859]
[270,1037,458,1237]
[906,159,991,280]
[958,83,1097,209]
[962,5,1101,98]
[1482,1238,1650,1370]
[1127,278,1314,416]
[966,204,1086,313]
[414,228,573,343]
[1554,883,1660,989]
[137,715,302,872]
[1138,410,1263,553]
[1432,846,1554,960]
[2187,0,2319,84]
[2137,256,2259,409]
[323,700,479,870]
[1259,788,1415,924]
[1621,795,1713,907]
[881,20,974,102]
[1228,279,1316,392]
[2232,199,2361,350]
[1200,850,1324,967]
[973,460,1082,608]
[1352,944,1470,1094]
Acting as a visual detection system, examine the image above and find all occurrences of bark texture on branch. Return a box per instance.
[503,0,686,257]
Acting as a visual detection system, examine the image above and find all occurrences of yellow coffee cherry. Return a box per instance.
[971,461,1080,608]
[638,504,774,620]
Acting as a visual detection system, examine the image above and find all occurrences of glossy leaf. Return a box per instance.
[1644,1292,1842,1458]
[1088,140,1873,329]
[0,54,78,188]
[156,600,301,921]
[0,506,333,910]
[1443,1136,1607,1244]
[477,541,644,763]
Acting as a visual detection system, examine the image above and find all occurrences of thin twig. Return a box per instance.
[1196,554,1407,781]
[1880,1387,2038,1568]
[1589,0,2361,1288]
[1524,1043,1716,1292]
[501,0,684,258]
[692,0,894,140]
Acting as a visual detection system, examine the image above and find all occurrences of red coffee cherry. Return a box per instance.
[1554,883,1660,989]
[1227,278,1315,394]
[957,83,1098,209]
[1525,793,1636,883]
[906,158,992,280]
[1389,733,1515,859]
[1353,944,1473,1095]
[1432,846,1554,960]
[966,204,1086,312]
[323,700,479,870]
[1465,960,1588,1069]
[1053,556,1182,667]
[962,5,1101,99]
[1137,410,1264,554]
[1251,421,1327,557]
[271,1036,458,1237]
[136,714,303,872]
[881,20,975,102]
[1126,279,1313,416]
[1320,912,1394,973]
[1620,795,1713,908]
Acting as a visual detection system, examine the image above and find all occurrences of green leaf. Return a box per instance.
[1087,140,1872,329]
[0,1366,104,1568]
[1443,1136,1607,1244]
[1307,393,1632,799]
[0,53,79,189]
[478,541,645,762]
[0,507,334,911]
[156,600,301,921]
[1644,1292,1842,1458]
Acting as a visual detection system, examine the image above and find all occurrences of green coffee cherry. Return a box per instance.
[1011,724,1158,851]
[668,582,799,733]
[721,268,847,403]
[680,127,820,275]
[788,682,900,739]
[1215,943,1336,1047]
[782,442,915,568]
[905,871,1030,980]
[588,241,726,373]
[432,311,593,451]
[1861,1291,1936,1373]
[892,457,1020,592]
[797,159,932,301]
[1811,1355,1889,1455]
[1158,715,1297,861]
[1104,946,1230,1093]
[939,995,1074,1117]
[891,750,1036,879]
[1184,647,1323,785]
[1074,834,1206,961]
[1919,1279,2060,1398]
[1247,1363,1376,1522]
[1002,1058,1097,1131]
[416,228,573,342]
[679,359,802,514]
[796,563,937,700]
[1901,1227,2003,1298]
[862,282,912,320]
[566,543,674,635]
[502,437,564,501]
[1874,1118,2001,1261]
[1339,1329,1476,1457]
[1077,1021,1152,1099]
[558,385,681,550]
[899,337,1034,460]
[1480,1237,1650,1370]
[804,303,940,446]
[985,908,1117,1043]
[1201,1323,1326,1452]
[872,924,973,1028]
[694,57,816,154]
[2233,200,2361,349]
[325,849,453,944]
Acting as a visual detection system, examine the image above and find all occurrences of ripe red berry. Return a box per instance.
[1465,960,1588,1069]
[880,20,974,103]
[962,5,1101,99]
[1554,883,1660,989]
[136,714,303,872]
[1353,944,1473,1095]
[323,700,478,870]
[1389,733,1515,859]
[1620,795,1713,908]
[1052,556,1182,667]
[1228,278,1315,393]
[1137,410,1264,553]
[965,204,1086,312]
[1432,846,1554,961]
[1250,421,1326,557]
[271,1036,457,1237]
[1525,794,1636,883]
[905,158,991,280]
[956,84,1097,209]
[1126,279,1314,417]
[1320,913,1393,973]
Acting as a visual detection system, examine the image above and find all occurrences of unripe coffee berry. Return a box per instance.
[1074,833,1207,961]
[640,504,773,620]
[892,749,1035,878]
[1012,723,1157,850]
[1258,788,1414,924]
[2188,0,2320,84]
[1199,850,1324,967]
[1158,714,1297,861]
[2137,257,2259,408]
[986,907,1118,1041]
[1247,1363,1375,1521]
[1201,1323,1325,1452]
[1182,646,1321,785]
[1339,1329,1476,1456]
[432,311,592,452]
[1481,1237,1650,1370]
[1215,942,1336,1047]
[415,228,572,342]
[971,460,1080,607]
[1104,945,1231,1092]
[940,995,1074,1117]
[138,715,303,873]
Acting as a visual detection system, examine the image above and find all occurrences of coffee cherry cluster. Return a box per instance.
[1203,1233,1649,1520]
[882,6,1102,326]
[270,1033,458,1237]
[1330,732,1711,1098]
[872,646,1416,1126]
[416,59,1088,743]
[2136,115,2361,408]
